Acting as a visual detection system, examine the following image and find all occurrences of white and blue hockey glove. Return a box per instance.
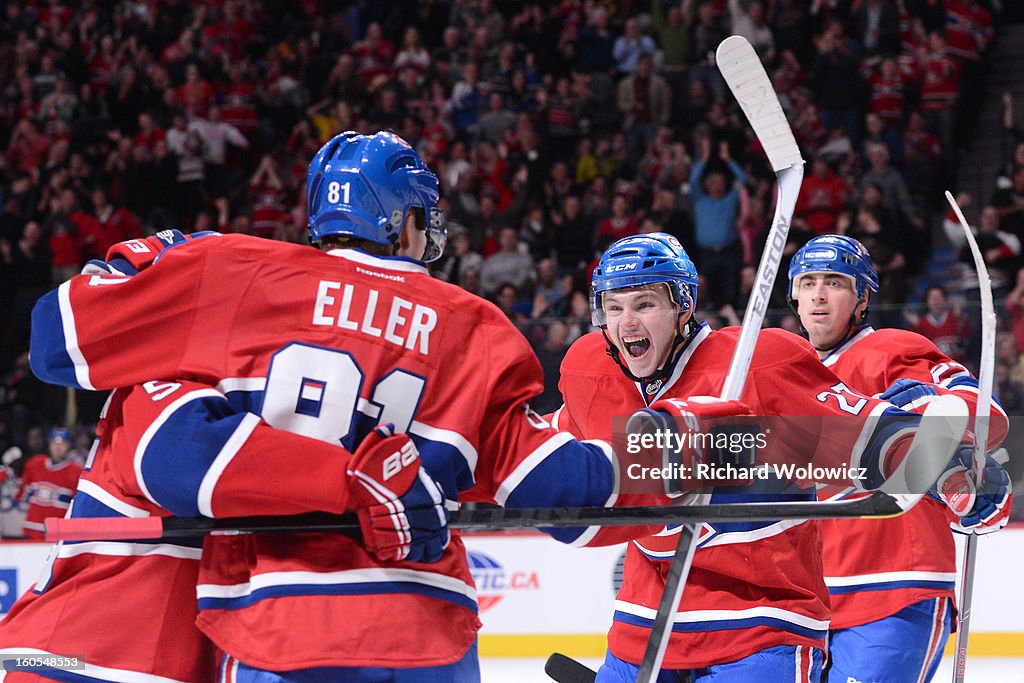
[346,424,450,563]
[931,443,1013,534]
[878,378,940,410]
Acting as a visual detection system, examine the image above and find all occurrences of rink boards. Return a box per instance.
[2,526,1023,658]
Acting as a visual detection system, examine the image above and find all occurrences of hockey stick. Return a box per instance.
[46,407,967,542]
[545,653,598,683]
[633,35,805,683]
[945,191,997,683]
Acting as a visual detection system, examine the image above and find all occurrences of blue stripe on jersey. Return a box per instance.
[613,610,828,640]
[705,479,815,534]
[198,579,478,614]
[860,408,920,489]
[828,579,956,595]
[69,491,127,518]
[416,438,477,503]
[224,389,265,414]
[67,492,204,549]
[139,394,251,517]
[946,375,1005,410]
[29,289,82,388]
[502,440,616,544]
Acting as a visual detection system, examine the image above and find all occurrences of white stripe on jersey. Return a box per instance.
[916,597,946,683]
[197,412,262,517]
[494,431,576,505]
[58,541,202,561]
[0,647,191,683]
[58,280,95,391]
[824,570,957,588]
[134,388,223,506]
[408,420,478,479]
[215,377,267,394]
[613,600,830,631]
[550,405,565,430]
[76,479,150,517]
[565,440,618,548]
[329,249,429,274]
[197,567,477,603]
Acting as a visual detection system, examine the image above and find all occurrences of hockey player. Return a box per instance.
[788,234,1011,683]
[20,132,698,682]
[550,232,971,682]
[0,232,449,682]
[16,428,83,539]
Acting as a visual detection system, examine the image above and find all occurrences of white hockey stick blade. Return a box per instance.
[944,190,996,458]
[716,36,803,172]
[879,394,969,502]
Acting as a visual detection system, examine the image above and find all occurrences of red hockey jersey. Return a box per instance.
[16,455,82,539]
[27,234,636,670]
[0,390,217,683]
[553,326,923,669]
[819,326,1007,629]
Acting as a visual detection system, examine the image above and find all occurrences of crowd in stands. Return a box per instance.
[2,0,1024,533]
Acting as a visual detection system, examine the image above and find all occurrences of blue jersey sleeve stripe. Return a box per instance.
[29,287,84,389]
[135,390,251,516]
[197,412,262,517]
[502,439,615,545]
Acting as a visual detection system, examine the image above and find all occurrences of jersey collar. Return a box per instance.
[639,322,713,404]
[326,248,429,275]
[821,325,874,367]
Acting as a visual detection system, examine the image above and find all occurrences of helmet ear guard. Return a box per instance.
[590,233,699,327]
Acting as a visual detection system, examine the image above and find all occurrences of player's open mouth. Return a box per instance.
[623,336,651,358]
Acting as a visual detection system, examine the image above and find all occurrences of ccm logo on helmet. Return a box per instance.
[606,263,638,273]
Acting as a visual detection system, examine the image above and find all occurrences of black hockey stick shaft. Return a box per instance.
[46,493,912,541]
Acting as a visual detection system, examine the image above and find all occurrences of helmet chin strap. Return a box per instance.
[603,317,702,401]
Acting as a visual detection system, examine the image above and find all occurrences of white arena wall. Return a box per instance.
[2,526,1023,659]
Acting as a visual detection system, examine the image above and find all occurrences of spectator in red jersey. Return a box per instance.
[597,193,639,248]
[862,55,908,127]
[16,427,83,539]
[44,188,82,283]
[220,61,260,138]
[248,154,288,239]
[353,22,396,88]
[176,63,214,119]
[903,286,971,362]
[132,112,166,163]
[6,118,52,177]
[84,187,141,261]
[919,31,960,180]
[795,157,852,235]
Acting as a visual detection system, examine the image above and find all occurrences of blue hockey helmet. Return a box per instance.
[788,235,879,302]
[47,427,72,443]
[591,233,699,326]
[307,131,447,261]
